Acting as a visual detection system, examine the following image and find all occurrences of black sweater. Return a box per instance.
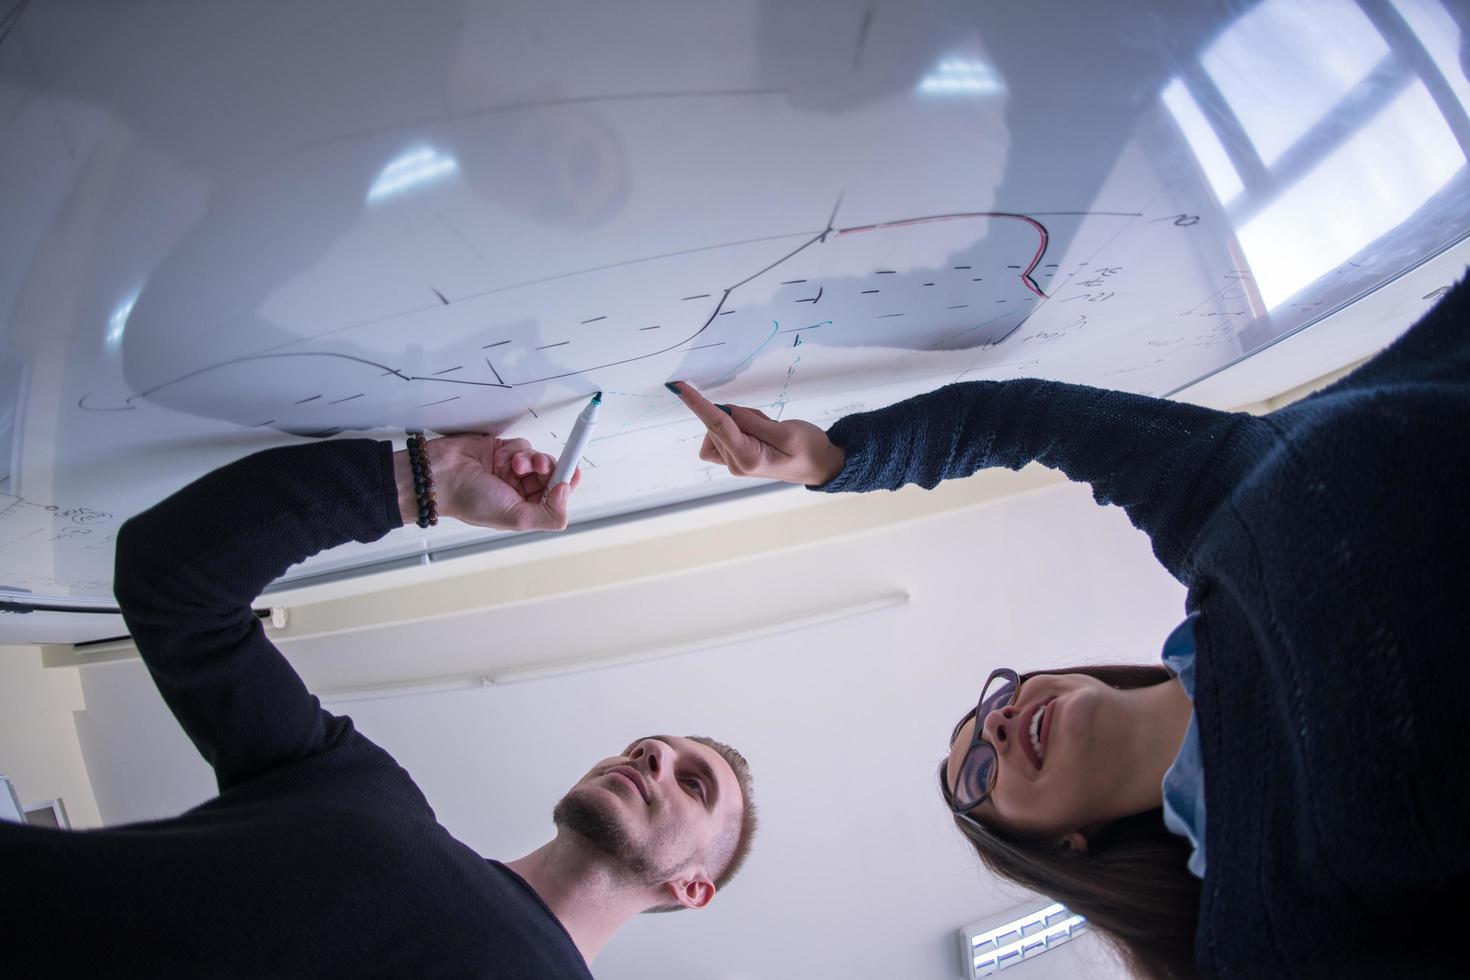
[817,276,1470,976]
[2,441,592,979]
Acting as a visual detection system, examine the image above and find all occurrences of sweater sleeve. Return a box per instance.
[815,380,1252,581]
[112,439,402,792]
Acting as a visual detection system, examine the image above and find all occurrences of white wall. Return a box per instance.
[73,478,1185,979]
[0,645,102,828]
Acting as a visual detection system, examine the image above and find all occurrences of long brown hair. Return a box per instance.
[938,665,1201,979]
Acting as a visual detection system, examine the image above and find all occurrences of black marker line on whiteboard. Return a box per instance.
[819,191,844,242]
[409,375,510,389]
[495,227,824,387]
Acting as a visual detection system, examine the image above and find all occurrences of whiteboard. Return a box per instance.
[3,0,1469,606]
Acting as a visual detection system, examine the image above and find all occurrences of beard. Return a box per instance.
[552,786,686,885]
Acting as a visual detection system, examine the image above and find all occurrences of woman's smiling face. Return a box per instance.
[944,672,1139,841]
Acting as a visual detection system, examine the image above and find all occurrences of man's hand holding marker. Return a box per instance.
[395,434,581,531]
[665,381,846,487]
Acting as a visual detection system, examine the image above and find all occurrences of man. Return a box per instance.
[2,434,757,978]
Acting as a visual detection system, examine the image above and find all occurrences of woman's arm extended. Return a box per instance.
[114,436,577,792]
[672,379,1254,581]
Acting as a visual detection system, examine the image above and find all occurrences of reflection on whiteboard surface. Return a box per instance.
[2,0,1468,600]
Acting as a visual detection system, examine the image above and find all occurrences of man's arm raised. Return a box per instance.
[114,435,577,792]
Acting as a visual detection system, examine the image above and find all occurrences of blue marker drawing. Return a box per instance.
[708,320,780,387]
[768,347,803,419]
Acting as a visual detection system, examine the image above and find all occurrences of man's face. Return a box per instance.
[554,735,743,899]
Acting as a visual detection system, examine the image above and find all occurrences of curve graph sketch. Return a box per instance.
[88,209,1137,438]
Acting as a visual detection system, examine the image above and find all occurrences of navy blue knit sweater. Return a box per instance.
[1,441,592,978]
[817,276,1470,976]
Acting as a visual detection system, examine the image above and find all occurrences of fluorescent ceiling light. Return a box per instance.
[367,146,460,203]
[961,902,1087,977]
[917,57,1004,96]
[320,592,910,702]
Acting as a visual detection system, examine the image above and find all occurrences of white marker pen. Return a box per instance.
[544,392,600,500]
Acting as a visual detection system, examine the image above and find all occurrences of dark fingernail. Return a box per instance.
[717,404,733,416]
[664,382,682,395]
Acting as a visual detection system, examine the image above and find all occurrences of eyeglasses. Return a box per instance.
[943,668,1021,817]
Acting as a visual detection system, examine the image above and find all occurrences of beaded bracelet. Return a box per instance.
[405,432,438,528]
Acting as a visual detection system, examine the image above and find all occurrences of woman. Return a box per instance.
[667,275,1469,977]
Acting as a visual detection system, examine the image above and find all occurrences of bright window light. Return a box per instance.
[1238,79,1465,309]
[917,57,1004,96]
[1162,78,1245,204]
[1202,0,1388,167]
[1391,0,1470,117]
[367,146,460,203]
[961,902,1087,977]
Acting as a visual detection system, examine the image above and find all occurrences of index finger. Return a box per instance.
[666,380,751,464]
[665,381,732,430]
